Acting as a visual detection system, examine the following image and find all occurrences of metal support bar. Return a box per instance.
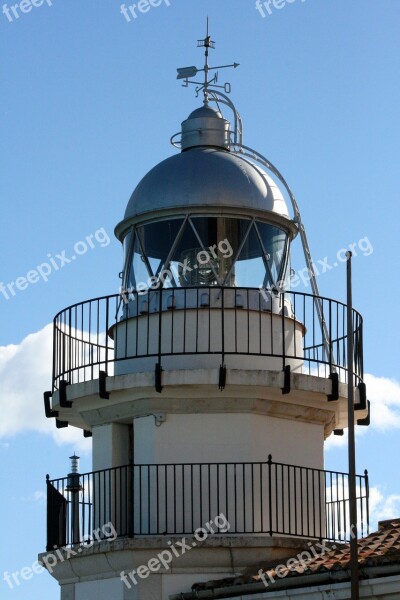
[99,370,110,400]
[281,365,291,395]
[228,143,332,360]
[328,372,339,401]
[346,252,359,600]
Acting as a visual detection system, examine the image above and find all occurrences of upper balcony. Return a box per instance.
[49,286,364,393]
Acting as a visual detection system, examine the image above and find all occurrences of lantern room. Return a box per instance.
[115,106,297,299]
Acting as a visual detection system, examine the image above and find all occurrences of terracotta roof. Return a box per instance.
[187,518,400,597]
[254,518,400,579]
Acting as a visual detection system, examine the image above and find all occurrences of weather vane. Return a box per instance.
[176,18,240,105]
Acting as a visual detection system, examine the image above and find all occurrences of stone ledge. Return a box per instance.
[39,534,312,585]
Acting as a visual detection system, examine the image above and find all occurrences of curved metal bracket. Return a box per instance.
[228,142,331,356]
[207,90,243,145]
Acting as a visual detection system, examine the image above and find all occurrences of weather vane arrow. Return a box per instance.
[176,18,240,104]
[177,63,240,80]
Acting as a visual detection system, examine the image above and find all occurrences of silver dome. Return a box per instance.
[115,107,296,241]
[116,148,294,238]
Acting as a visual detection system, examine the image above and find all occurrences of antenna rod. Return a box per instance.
[346,251,359,600]
[204,17,210,105]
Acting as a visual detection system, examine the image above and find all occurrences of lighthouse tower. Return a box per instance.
[41,30,369,600]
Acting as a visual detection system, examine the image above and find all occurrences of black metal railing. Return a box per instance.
[51,287,364,391]
[46,456,369,550]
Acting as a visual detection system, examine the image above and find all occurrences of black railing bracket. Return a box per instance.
[328,372,339,402]
[357,400,371,427]
[155,362,163,393]
[219,364,226,391]
[44,391,58,418]
[99,371,110,400]
[59,380,72,408]
[355,382,367,411]
[281,364,291,395]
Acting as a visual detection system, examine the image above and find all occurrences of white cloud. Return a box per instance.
[0,325,91,453]
[364,373,400,431]
[52,425,92,452]
[33,490,46,503]
[0,325,53,437]
[325,373,400,450]
[325,429,348,449]
[369,486,400,530]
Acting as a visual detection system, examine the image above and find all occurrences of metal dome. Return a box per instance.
[116,146,292,239]
[187,106,223,119]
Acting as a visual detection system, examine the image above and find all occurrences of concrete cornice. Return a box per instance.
[51,369,367,438]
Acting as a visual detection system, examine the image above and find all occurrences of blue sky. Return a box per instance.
[1,1,399,598]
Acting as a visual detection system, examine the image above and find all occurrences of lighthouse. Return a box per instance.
[40,29,370,600]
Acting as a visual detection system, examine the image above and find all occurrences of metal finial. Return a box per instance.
[69,453,80,474]
[197,17,215,105]
[66,453,82,493]
[176,23,239,102]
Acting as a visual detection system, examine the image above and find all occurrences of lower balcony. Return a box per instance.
[46,456,369,551]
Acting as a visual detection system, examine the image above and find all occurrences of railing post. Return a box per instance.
[364,469,369,536]
[105,297,110,374]
[328,299,333,372]
[281,292,286,372]
[52,317,57,393]
[220,287,225,387]
[68,307,73,385]
[268,454,273,536]
[46,474,51,551]
[155,290,163,393]
[127,464,133,537]
[281,292,291,395]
